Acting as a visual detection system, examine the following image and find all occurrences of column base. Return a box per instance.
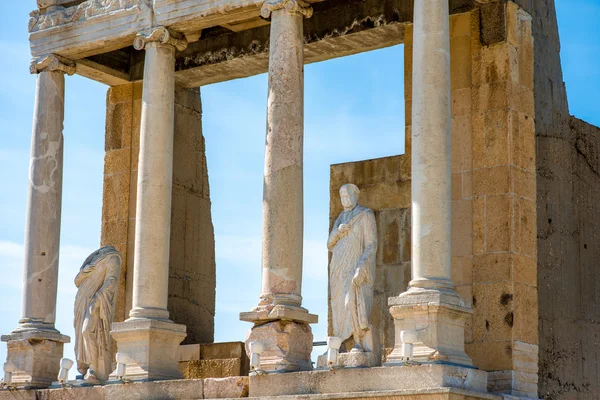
[1,329,70,389]
[110,319,186,381]
[240,304,318,325]
[245,320,313,373]
[386,288,473,367]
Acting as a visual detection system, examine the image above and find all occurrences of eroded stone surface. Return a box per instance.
[74,246,122,382]
[244,320,312,372]
[328,184,380,365]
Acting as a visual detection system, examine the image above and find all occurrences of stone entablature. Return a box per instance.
[29,0,151,33]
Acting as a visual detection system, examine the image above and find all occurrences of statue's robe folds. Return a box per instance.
[74,247,121,381]
[328,205,377,350]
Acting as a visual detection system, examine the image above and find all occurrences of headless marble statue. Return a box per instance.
[74,246,121,382]
[328,184,380,366]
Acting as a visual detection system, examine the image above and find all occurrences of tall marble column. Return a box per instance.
[110,27,187,381]
[240,0,317,373]
[386,0,472,366]
[1,55,74,388]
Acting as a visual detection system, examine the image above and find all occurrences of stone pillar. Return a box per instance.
[386,0,472,366]
[0,55,74,388]
[110,27,188,381]
[239,0,317,372]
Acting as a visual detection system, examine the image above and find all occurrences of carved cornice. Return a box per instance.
[260,0,313,19]
[28,0,152,33]
[30,54,76,75]
[133,27,188,51]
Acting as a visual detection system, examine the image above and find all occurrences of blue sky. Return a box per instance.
[0,0,598,372]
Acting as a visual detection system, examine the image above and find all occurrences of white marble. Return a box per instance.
[128,27,186,322]
[258,4,307,312]
[74,246,122,382]
[19,55,74,332]
[327,184,379,365]
[0,55,73,389]
[110,28,187,382]
[409,0,453,291]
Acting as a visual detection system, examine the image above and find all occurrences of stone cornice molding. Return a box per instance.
[260,0,313,19]
[29,0,152,33]
[30,54,76,75]
[133,27,188,52]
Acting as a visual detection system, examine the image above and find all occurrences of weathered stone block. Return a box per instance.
[472,197,485,255]
[2,337,66,389]
[245,320,312,372]
[452,200,473,257]
[513,284,537,344]
[484,282,514,342]
[110,319,187,381]
[451,115,472,172]
[450,11,471,38]
[203,377,249,399]
[513,254,536,286]
[485,195,511,253]
[451,35,472,90]
[452,87,472,117]
[473,253,512,283]
[473,166,510,196]
[466,341,512,371]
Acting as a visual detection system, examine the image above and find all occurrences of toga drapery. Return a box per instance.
[74,247,120,379]
[328,205,377,346]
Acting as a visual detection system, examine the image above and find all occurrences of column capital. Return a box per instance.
[30,54,76,75]
[261,0,313,19]
[133,27,188,52]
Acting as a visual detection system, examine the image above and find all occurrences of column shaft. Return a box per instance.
[410,0,453,290]
[20,70,65,328]
[110,28,187,381]
[129,42,176,320]
[260,8,305,308]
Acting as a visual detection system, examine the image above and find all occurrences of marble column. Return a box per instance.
[386,0,472,366]
[0,55,74,388]
[110,27,187,381]
[240,0,317,373]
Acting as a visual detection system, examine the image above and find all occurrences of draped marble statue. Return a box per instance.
[74,246,121,382]
[328,184,379,364]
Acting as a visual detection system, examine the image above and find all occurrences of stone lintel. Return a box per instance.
[249,365,488,397]
[240,305,318,324]
[40,0,478,87]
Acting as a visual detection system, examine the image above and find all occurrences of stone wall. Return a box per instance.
[509,0,600,398]
[536,117,600,399]
[101,83,216,344]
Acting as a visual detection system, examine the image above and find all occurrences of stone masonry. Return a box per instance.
[101,82,216,345]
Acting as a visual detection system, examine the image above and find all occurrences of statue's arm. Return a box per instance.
[327,217,343,251]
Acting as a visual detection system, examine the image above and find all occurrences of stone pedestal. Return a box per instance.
[386,290,472,366]
[244,320,312,373]
[110,319,186,381]
[1,330,69,389]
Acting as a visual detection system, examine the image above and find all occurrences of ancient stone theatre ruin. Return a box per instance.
[1,0,599,399]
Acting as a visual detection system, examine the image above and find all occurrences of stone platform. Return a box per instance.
[0,385,519,400]
[249,365,488,398]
